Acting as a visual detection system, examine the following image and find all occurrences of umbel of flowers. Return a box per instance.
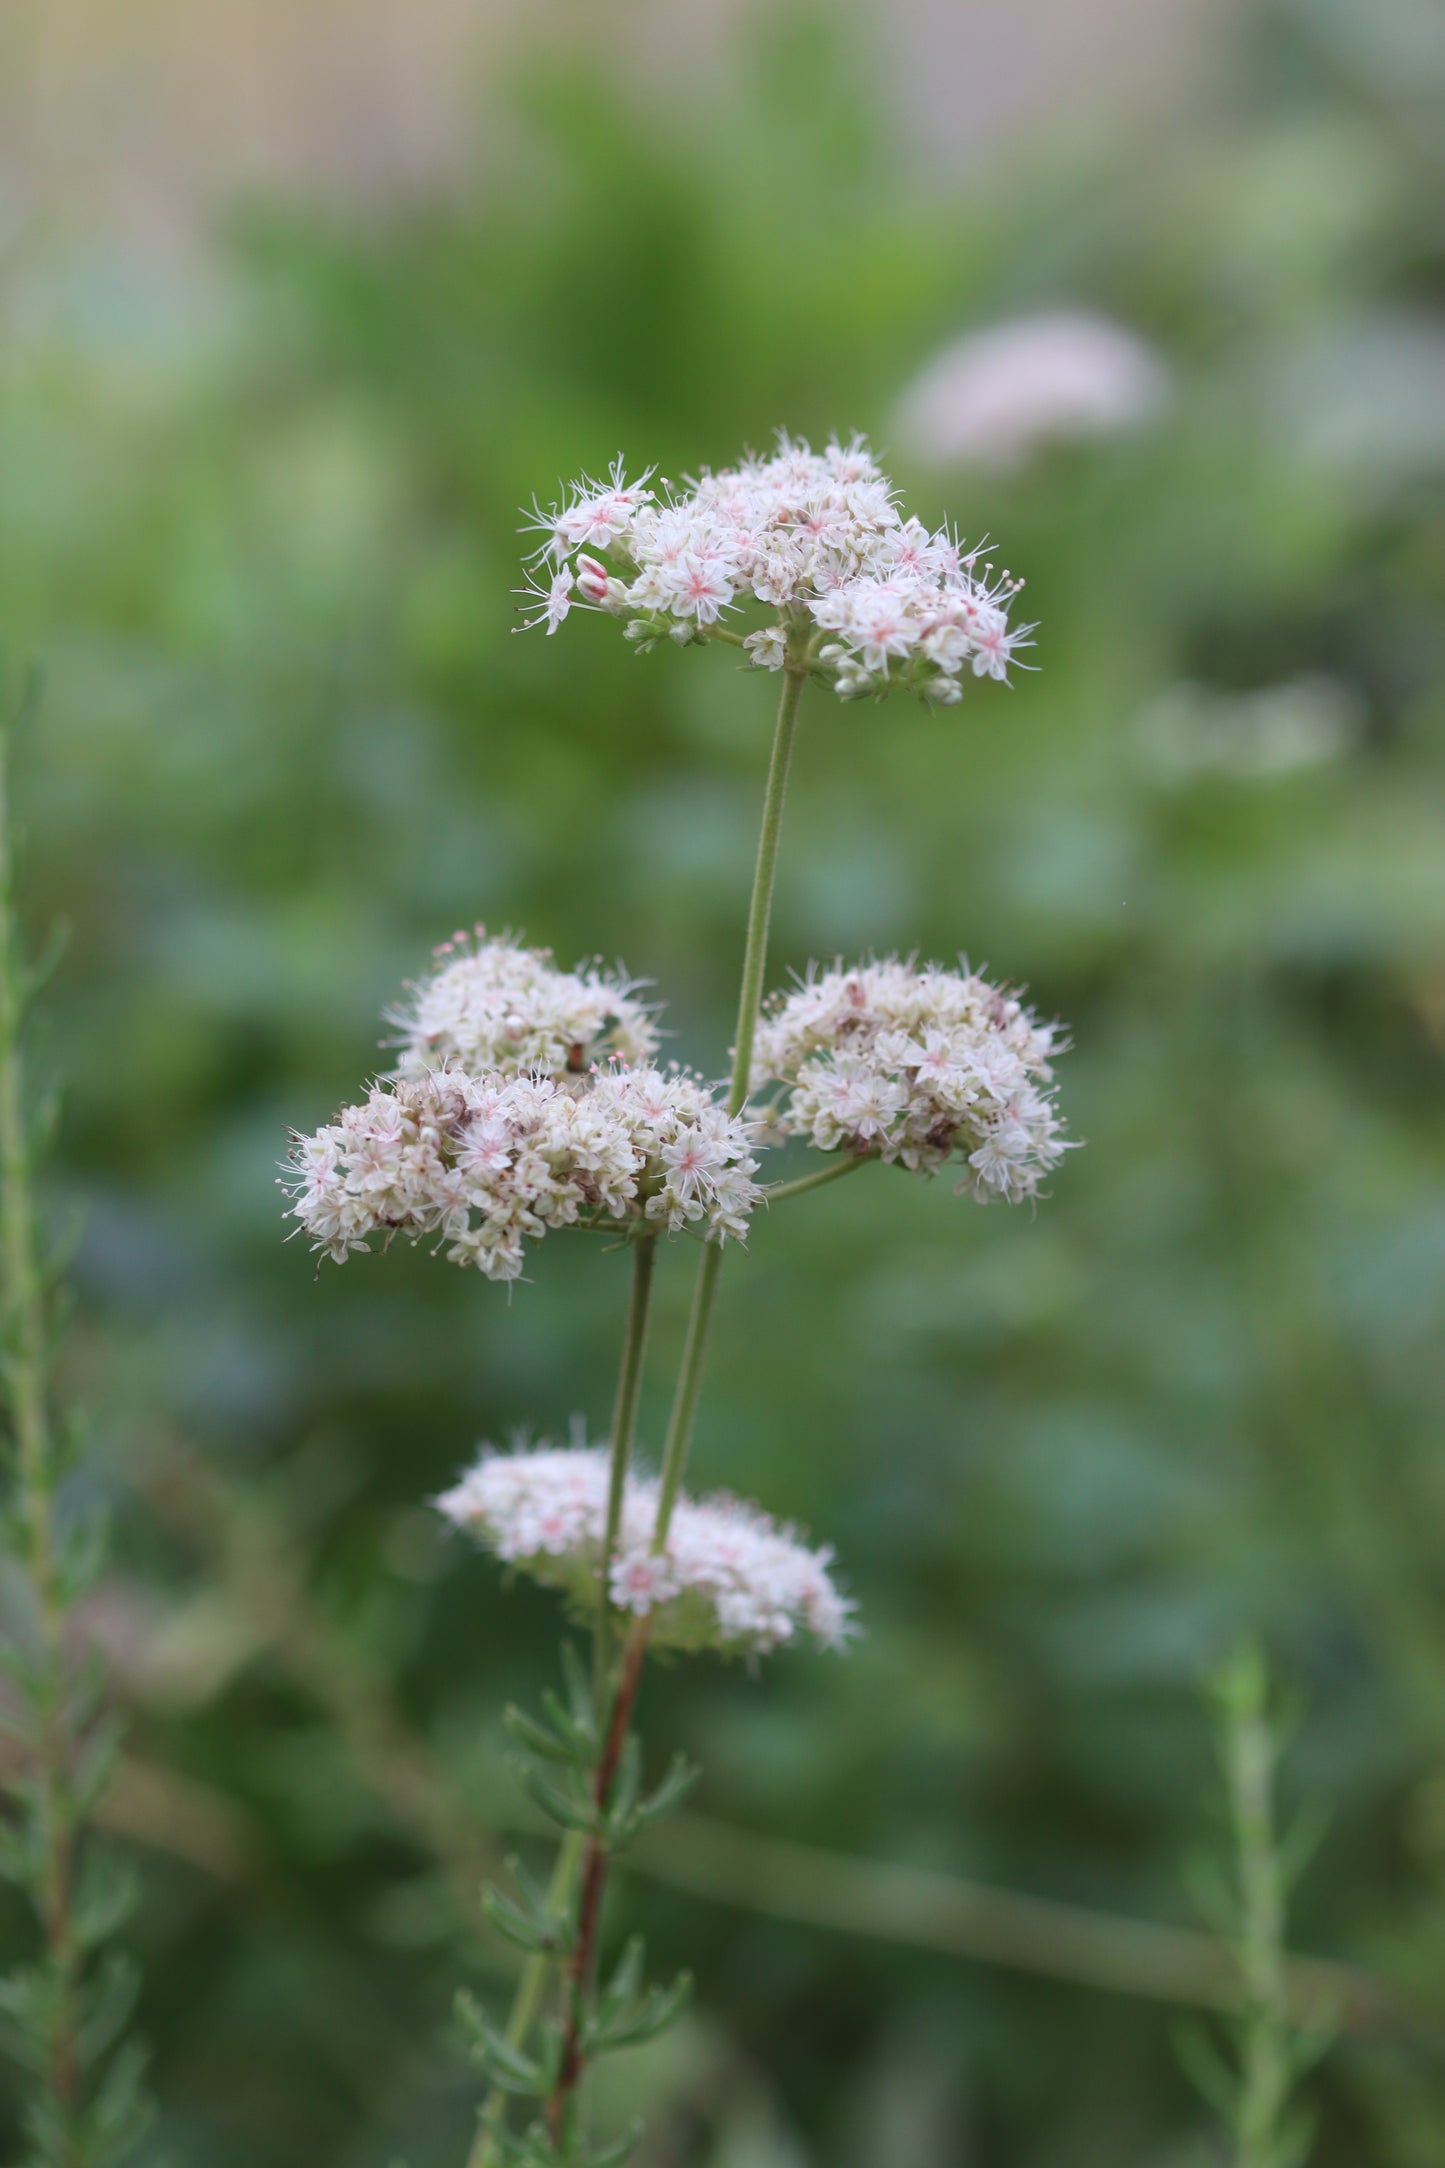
[390,929,659,1080]
[522,433,1032,703]
[752,953,1069,1201]
[286,1057,760,1279]
[437,1440,852,1657]
[286,436,1067,2168]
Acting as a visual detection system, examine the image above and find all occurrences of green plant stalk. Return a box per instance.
[763,1152,872,1208]
[0,712,82,2157]
[544,651,808,2151]
[594,1234,658,1704]
[468,1228,656,2167]
[466,1832,584,2168]
[724,658,806,1122]
[651,652,806,1546]
[1227,1675,1292,2168]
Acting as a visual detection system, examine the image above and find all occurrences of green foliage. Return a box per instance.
[474,1652,697,2162]
[0,687,147,2164]
[1179,1648,1337,2168]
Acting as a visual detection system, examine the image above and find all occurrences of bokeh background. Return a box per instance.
[2,0,1444,2160]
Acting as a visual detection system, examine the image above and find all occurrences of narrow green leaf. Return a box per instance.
[504,1703,581,1767]
[516,1759,596,1836]
[635,1750,700,1828]
[594,1970,692,2053]
[456,1992,546,2096]
[1173,2019,1238,2118]
[559,1642,597,1742]
[593,1934,644,2032]
[584,2121,642,2168]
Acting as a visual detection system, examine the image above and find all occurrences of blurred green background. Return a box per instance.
[2,0,1444,2160]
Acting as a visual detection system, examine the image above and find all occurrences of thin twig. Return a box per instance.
[635,1813,1389,2034]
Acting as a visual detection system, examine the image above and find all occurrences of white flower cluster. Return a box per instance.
[752,956,1069,1202]
[520,437,1032,705]
[389,928,657,1083]
[436,1443,852,1657]
[284,1065,760,1281]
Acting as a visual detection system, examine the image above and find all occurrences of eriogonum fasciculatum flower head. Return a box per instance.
[389,928,658,1084]
[436,1443,852,1657]
[283,1065,760,1281]
[518,435,1032,707]
[751,955,1070,1202]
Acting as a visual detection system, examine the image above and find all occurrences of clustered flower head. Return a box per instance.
[520,436,1032,706]
[389,927,658,1084]
[752,955,1069,1202]
[284,1064,760,1281]
[436,1442,852,1657]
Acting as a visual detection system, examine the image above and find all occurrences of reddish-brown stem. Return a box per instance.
[547,1619,652,2145]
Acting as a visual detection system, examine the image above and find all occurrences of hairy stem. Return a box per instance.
[545,654,807,2152]
[0,710,82,2154]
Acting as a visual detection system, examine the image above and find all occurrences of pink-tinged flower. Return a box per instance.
[436,1442,853,1657]
[752,954,1072,1202]
[389,929,658,1081]
[518,433,1033,703]
[283,1047,761,1281]
[575,553,614,606]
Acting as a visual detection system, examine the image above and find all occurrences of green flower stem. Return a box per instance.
[649,652,807,1552]
[594,1233,658,1705]
[543,655,808,2154]
[763,1152,873,1208]
[1223,1657,1293,2168]
[0,707,82,2152]
[467,1833,585,2168]
[727,658,806,1119]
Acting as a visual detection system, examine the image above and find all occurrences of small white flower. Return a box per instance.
[752,955,1072,1202]
[743,626,787,672]
[436,1441,853,1657]
[516,564,576,634]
